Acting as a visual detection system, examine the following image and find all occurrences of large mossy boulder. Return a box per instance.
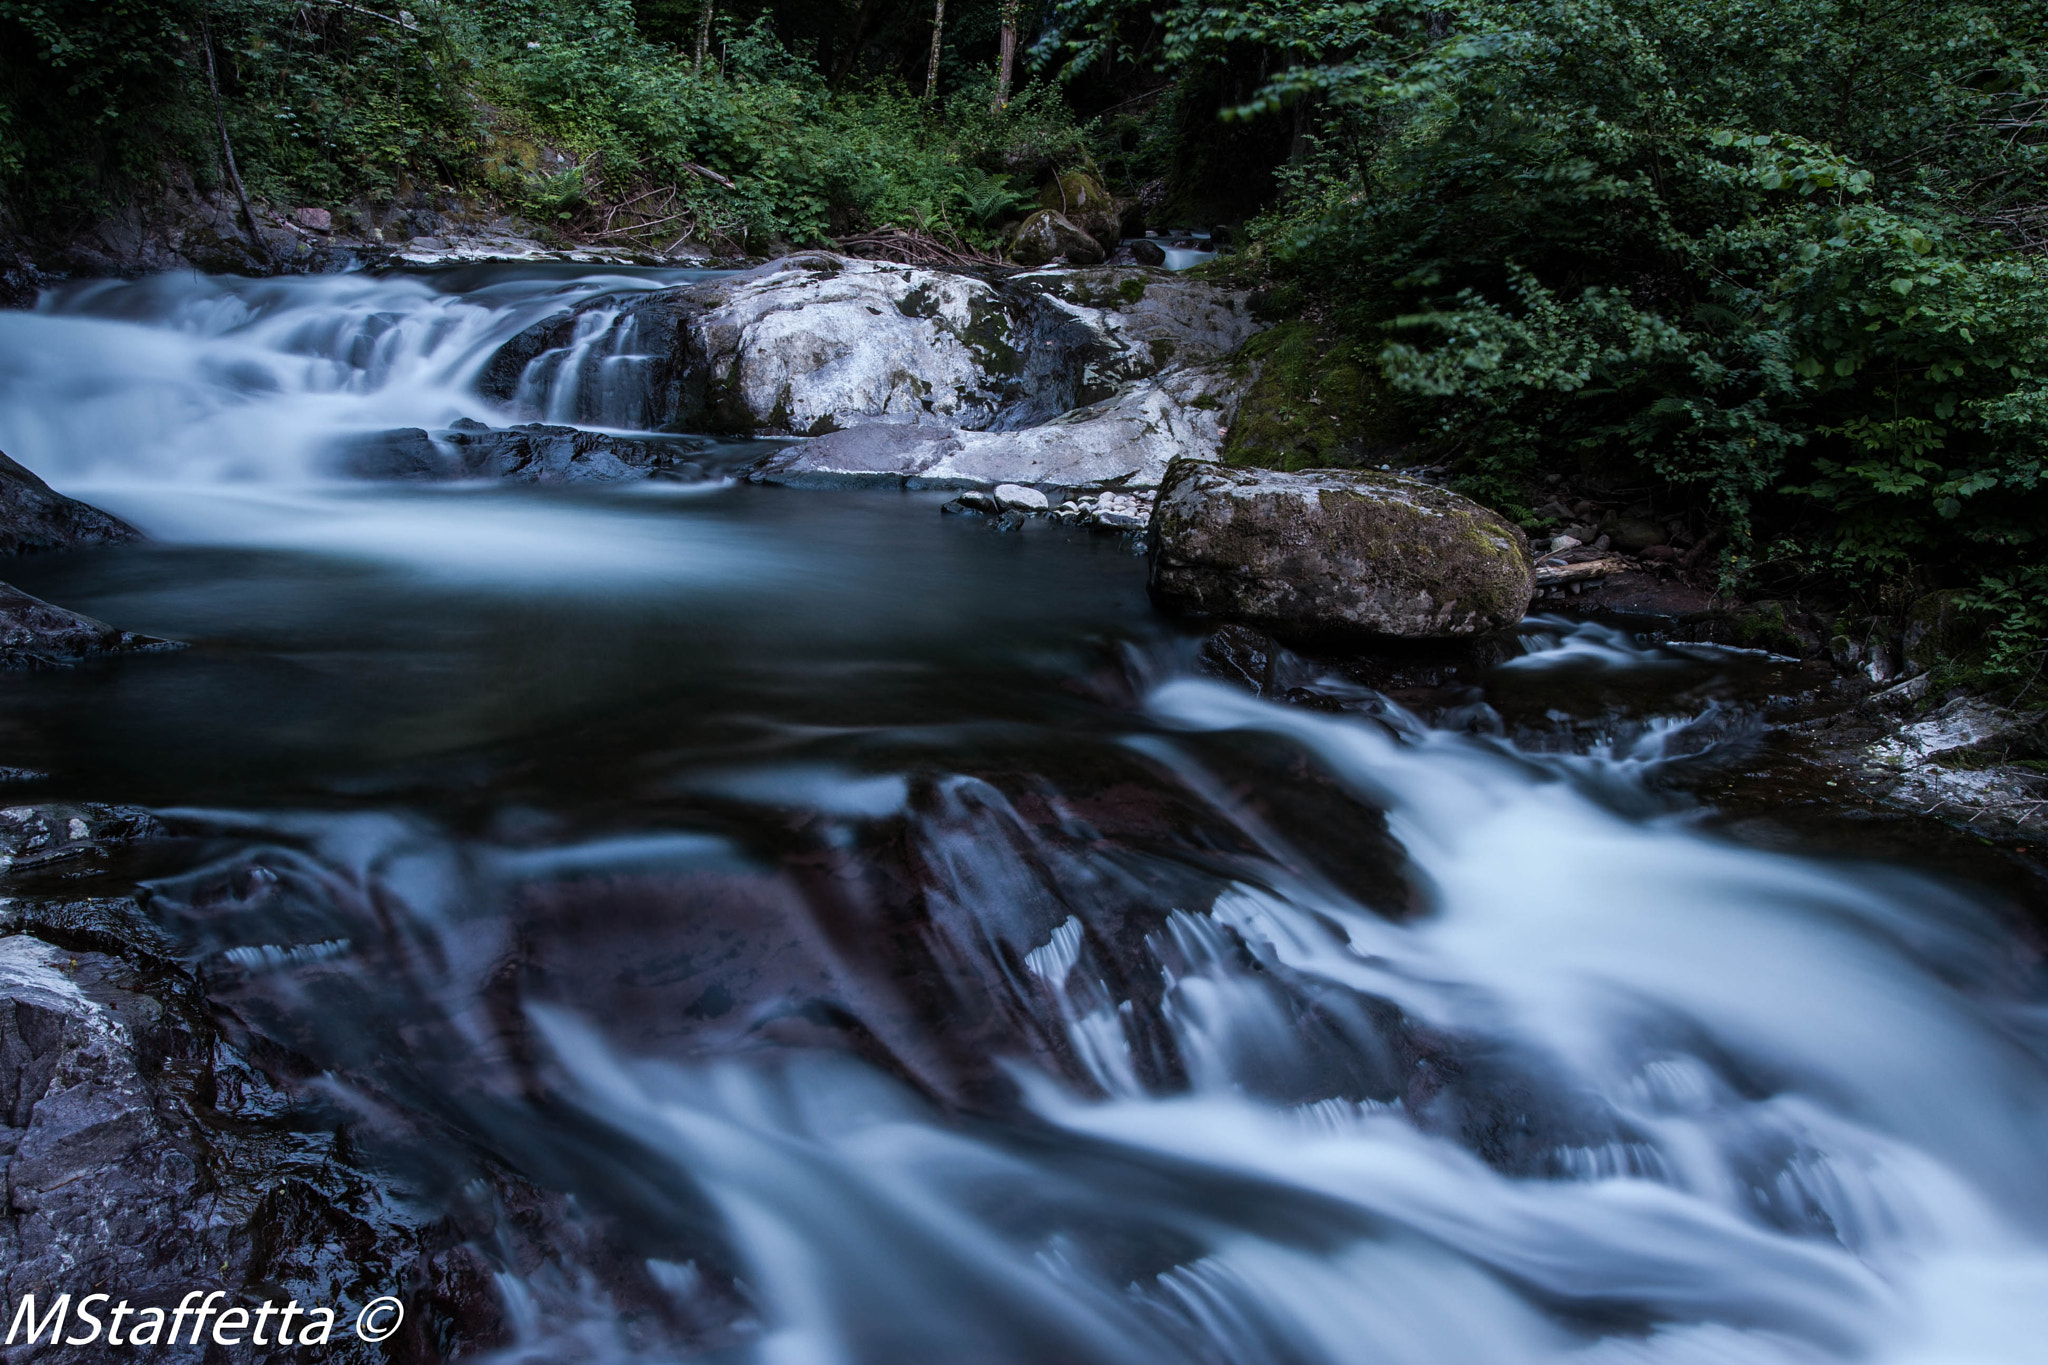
[1038,171,1120,254]
[1147,460,1534,638]
[1008,210,1105,268]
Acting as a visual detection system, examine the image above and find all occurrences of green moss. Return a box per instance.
[1118,278,1148,305]
[958,295,1023,377]
[1222,321,1411,473]
[897,282,944,320]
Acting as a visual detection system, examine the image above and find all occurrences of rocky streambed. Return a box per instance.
[0,257,2043,1364]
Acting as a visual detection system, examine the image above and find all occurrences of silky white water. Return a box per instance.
[482,670,2048,1365]
[1,268,2043,1364]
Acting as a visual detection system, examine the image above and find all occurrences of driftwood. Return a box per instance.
[1534,556,1631,586]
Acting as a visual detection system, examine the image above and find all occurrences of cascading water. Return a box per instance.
[0,269,2043,1364]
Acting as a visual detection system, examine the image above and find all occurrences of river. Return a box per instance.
[1,267,2045,1364]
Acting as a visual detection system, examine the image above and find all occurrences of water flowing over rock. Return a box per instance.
[479,255,1262,447]
[334,420,714,483]
[0,811,508,1362]
[1147,461,1535,637]
[0,449,140,556]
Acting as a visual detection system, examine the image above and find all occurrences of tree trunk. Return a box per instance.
[829,0,881,88]
[695,0,713,70]
[993,1,1019,109]
[200,15,270,265]
[924,0,946,100]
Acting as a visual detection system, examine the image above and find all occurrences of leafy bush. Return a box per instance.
[1109,0,2048,669]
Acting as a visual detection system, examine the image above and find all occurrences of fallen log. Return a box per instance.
[1534,556,1631,586]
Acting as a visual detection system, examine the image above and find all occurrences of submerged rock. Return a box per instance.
[335,420,712,483]
[0,449,141,556]
[0,582,180,669]
[1147,461,1534,638]
[749,366,1241,493]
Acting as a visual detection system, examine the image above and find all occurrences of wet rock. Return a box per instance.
[475,310,576,403]
[1007,210,1105,268]
[0,582,180,670]
[334,421,711,484]
[1083,490,1153,530]
[1022,267,1262,374]
[993,483,1048,512]
[750,366,1241,492]
[1147,461,1535,638]
[0,809,511,1362]
[1128,239,1167,267]
[1844,697,2048,832]
[748,423,963,490]
[1672,600,1825,659]
[0,449,141,556]
[607,256,1103,434]
[480,255,1265,442]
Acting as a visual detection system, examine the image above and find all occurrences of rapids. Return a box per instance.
[1,268,2045,1364]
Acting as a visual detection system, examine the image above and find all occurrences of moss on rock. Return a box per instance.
[1148,460,1534,638]
[1222,321,1411,473]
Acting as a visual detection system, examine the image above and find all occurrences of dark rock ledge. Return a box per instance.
[0,449,181,672]
[0,806,509,1363]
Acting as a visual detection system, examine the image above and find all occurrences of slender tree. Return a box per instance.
[199,13,269,263]
[993,0,1020,109]
[924,0,947,99]
[695,0,713,69]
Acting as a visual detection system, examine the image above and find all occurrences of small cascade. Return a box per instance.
[512,304,666,428]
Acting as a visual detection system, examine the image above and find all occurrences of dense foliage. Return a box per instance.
[1043,0,2048,680]
[0,0,1097,248]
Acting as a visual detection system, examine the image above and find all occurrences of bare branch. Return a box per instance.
[301,0,421,33]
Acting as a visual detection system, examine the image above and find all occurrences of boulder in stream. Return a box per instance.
[1037,171,1121,255]
[479,254,1262,439]
[0,449,141,556]
[1147,461,1534,637]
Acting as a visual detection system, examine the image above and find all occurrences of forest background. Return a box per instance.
[3,0,2047,690]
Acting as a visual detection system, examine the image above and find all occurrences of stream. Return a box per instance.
[2,268,2046,1363]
